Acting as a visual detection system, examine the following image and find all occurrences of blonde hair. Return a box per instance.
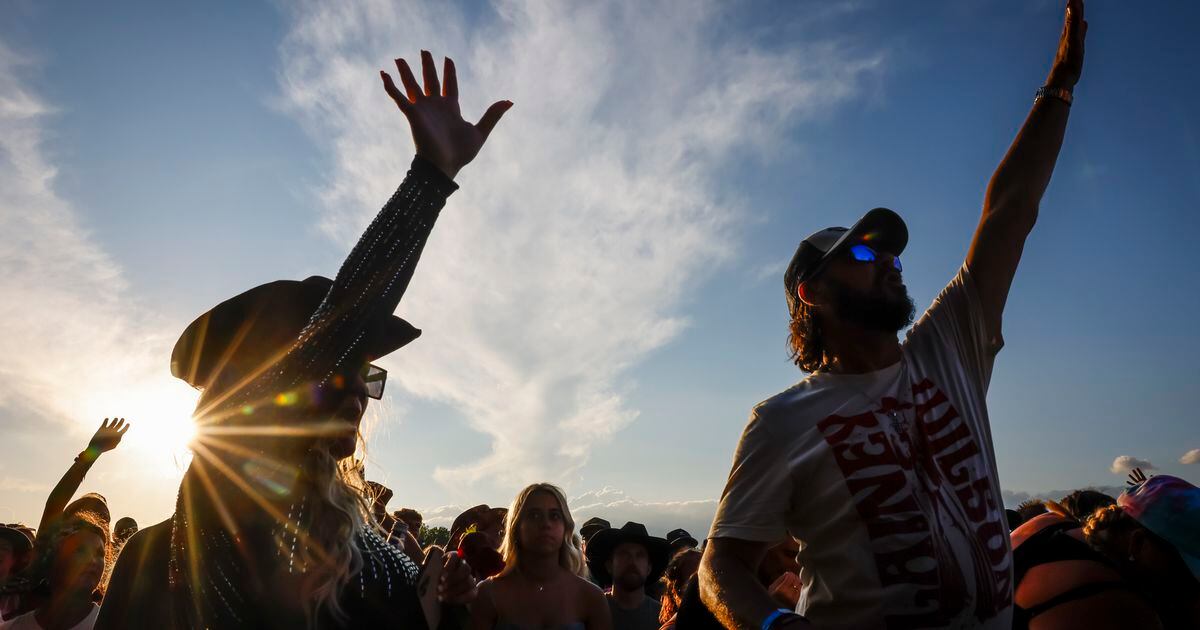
[499,483,584,576]
[294,443,373,626]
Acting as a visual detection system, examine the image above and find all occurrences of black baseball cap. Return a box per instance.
[783,207,908,315]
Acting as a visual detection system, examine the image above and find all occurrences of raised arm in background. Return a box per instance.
[37,417,129,534]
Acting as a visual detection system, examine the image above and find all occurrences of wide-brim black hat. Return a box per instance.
[584,521,671,588]
[171,276,420,392]
[784,207,908,315]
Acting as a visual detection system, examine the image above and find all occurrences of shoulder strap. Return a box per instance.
[1023,581,1133,618]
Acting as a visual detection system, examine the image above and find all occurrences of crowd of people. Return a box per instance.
[2,0,1198,628]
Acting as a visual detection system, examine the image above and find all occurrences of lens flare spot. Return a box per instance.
[240,404,255,415]
[274,391,298,406]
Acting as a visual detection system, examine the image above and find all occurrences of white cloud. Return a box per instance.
[1110,455,1156,475]
[277,0,885,490]
[0,39,195,524]
[417,486,716,541]
[1180,449,1200,465]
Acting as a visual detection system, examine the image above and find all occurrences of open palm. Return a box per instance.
[381,51,511,180]
[87,417,130,453]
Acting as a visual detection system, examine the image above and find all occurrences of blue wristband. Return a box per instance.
[761,608,793,630]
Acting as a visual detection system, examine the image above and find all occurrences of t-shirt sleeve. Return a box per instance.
[708,409,792,543]
[907,264,1001,392]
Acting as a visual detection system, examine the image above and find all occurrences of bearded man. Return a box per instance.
[699,1,1088,628]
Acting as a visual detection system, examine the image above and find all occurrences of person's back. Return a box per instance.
[1010,512,1161,629]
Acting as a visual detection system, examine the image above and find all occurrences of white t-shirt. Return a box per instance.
[0,604,99,630]
[710,266,1012,630]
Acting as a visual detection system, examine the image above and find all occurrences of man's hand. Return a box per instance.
[767,572,802,609]
[1045,0,1087,89]
[87,417,130,454]
[381,51,512,180]
[438,550,478,605]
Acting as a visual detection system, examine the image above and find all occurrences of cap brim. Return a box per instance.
[802,207,908,285]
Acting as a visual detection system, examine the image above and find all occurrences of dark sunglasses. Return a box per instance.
[362,364,387,400]
[848,243,902,272]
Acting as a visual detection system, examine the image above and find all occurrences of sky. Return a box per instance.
[1,0,1198,539]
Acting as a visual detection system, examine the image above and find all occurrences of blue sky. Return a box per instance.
[1,0,1198,537]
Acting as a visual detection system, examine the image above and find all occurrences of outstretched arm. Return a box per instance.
[266,52,510,396]
[38,418,129,533]
[967,0,1086,345]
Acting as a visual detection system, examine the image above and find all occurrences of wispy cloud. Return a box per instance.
[1110,455,1156,475]
[276,0,885,489]
[0,39,195,523]
[1180,449,1200,465]
[417,485,717,540]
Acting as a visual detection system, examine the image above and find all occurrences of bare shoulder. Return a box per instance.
[572,574,605,602]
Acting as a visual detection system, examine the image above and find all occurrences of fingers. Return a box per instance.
[443,56,458,99]
[420,50,440,97]
[396,58,422,102]
[475,100,513,139]
[380,72,412,113]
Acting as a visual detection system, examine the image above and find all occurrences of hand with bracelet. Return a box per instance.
[37,418,131,534]
[1037,0,1086,106]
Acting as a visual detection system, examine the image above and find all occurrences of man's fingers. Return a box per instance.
[380,72,412,112]
[475,100,513,139]
[396,58,422,102]
[420,50,440,97]
[443,57,458,99]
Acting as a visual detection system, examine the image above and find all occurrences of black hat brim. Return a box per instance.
[802,207,908,285]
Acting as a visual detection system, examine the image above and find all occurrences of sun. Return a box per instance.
[80,373,198,475]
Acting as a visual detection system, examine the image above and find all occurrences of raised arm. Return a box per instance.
[38,418,129,533]
[967,0,1086,345]
[265,52,510,395]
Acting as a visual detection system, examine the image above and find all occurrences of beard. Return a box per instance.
[615,567,647,592]
[826,274,915,333]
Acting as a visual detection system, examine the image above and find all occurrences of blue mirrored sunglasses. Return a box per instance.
[848,243,902,272]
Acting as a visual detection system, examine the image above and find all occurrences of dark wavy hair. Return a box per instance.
[787,299,826,373]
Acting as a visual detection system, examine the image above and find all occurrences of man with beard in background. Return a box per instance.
[585,522,669,630]
[699,1,1088,628]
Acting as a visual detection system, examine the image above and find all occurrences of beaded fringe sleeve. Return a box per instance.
[169,156,457,628]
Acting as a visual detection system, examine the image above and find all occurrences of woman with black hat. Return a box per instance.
[97,51,510,630]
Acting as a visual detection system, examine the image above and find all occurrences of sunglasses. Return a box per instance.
[362,364,387,400]
[848,243,902,272]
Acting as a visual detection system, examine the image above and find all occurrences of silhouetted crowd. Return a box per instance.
[4,1,1200,628]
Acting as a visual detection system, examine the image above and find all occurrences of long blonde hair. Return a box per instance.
[499,483,584,576]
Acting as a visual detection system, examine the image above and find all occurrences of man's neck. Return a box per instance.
[609,584,646,610]
[821,324,902,374]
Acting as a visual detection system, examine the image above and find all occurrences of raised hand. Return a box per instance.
[87,417,130,454]
[1046,0,1086,89]
[1126,467,1149,487]
[381,51,512,180]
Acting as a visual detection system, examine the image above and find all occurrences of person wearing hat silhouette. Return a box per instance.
[700,3,1088,629]
[1,524,35,620]
[585,522,669,630]
[97,50,510,630]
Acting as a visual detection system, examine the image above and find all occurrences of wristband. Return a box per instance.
[1035,85,1072,106]
[761,608,796,630]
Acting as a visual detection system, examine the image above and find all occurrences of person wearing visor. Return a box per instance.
[97,51,511,629]
[700,1,1088,628]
